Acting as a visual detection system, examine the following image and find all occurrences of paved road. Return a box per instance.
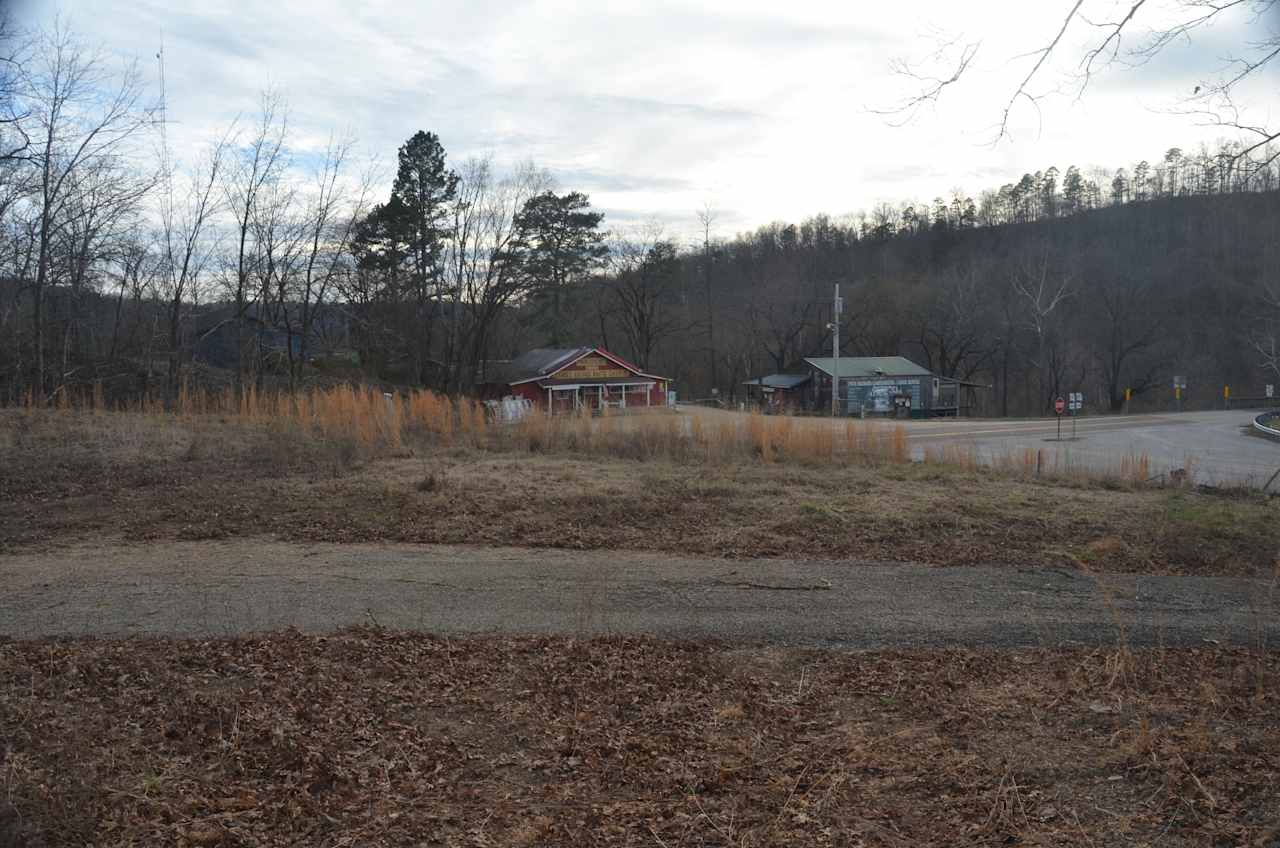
[903,409,1279,486]
[3,541,1276,648]
[688,407,1278,486]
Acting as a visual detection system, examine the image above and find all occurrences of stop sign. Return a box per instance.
[1054,397,1066,415]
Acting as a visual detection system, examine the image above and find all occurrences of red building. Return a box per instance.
[485,347,672,414]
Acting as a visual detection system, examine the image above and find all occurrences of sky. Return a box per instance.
[13,0,1279,241]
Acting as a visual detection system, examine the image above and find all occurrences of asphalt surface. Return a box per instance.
[902,409,1280,486]
[3,541,1276,648]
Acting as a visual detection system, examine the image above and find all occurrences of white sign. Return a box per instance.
[1068,392,1083,411]
[1173,375,1187,389]
[1268,384,1275,399]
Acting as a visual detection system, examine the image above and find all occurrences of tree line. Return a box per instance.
[0,20,613,404]
[538,139,1280,415]
[0,18,1276,417]
[581,184,1280,415]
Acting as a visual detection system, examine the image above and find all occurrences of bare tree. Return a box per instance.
[278,133,373,389]
[106,234,158,364]
[52,157,153,389]
[0,213,36,395]
[16,18,150,399]
[1090,274,1164,410]
[444,157,551,391]
[753,300,813,373]
[697,202,719,391]
[0,10,30,164]
[608,224,685,369]
[911,263,998,381]
[1012,246,1074,411]
[439,157,488,390]
[159,130,232,401]
[220,91,288,393]
[249,174,303,386]
[1253,281,1280,380]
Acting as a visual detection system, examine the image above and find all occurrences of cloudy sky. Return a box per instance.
[15,0,1277,239]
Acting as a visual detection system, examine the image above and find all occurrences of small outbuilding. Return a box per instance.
[743,373,812,412]
[485,347,672,414]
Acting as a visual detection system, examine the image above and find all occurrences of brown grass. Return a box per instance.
[1,630,1276,847]
[8,386,1168,485]
[2,409,1275,575]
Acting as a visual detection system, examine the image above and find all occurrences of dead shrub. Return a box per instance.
[325,435,361,473]
[181,438,204,463]
[416,470,445,492]
[1085,536,1128,563]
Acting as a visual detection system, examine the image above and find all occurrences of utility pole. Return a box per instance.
[831,283,842,418]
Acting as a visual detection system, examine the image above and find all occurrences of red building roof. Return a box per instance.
[505,347,667,386]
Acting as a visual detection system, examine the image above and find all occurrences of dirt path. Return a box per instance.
[3,539,1276,647]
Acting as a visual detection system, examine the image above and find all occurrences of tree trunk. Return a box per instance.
[1000,342,1010,418]
[32,277,44,399]
[167,294,182,405]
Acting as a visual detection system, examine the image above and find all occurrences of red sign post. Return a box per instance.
[1054,397,1065,440]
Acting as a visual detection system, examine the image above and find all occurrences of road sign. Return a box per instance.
[1173,375,1187,389]
[1068,392,1083,412]
[1268,384,1275,399]
[1054,397,1065,415]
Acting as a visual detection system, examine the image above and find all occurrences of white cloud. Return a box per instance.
[18,0,1276,241]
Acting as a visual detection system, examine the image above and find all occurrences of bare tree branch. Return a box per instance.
[868,34,981,126]
[1077,0,1149,95]
[880,0,1278,148]
[994,0,1086,142]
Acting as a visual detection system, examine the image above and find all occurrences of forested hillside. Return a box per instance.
[1,20,1277,415]
[544,181,1280,416]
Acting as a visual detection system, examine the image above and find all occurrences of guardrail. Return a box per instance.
[1254,411,1280,439]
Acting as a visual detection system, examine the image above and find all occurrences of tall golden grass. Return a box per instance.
[929,441,1155,485]
[508,408,912,465]
[17,382,488,453]
[16,385,914,465]
[10,383,1159,485]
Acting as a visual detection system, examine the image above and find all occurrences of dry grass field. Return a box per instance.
[1,394,1275,574]
[3,393,1278,847]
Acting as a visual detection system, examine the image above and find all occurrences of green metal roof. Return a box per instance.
[744,373,811,389]
[803,356,933,379]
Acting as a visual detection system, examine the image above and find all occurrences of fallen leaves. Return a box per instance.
[1,631,1277,846]
[182,825,224,845]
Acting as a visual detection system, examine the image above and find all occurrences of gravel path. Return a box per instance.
[2,540,1276,647]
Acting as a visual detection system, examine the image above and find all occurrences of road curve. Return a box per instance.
[903,410,1280,486]
[2,540,1276,649]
